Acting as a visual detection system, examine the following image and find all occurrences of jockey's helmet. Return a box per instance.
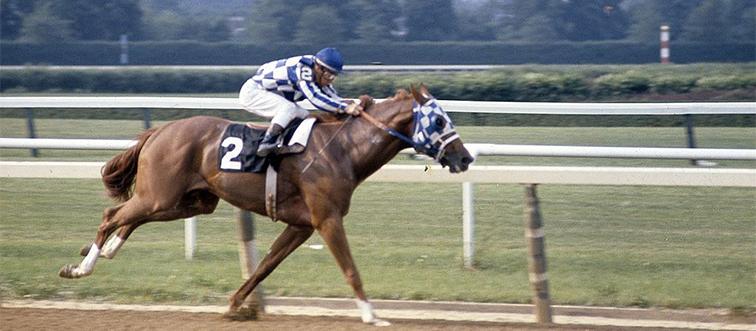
[315,47,343,74]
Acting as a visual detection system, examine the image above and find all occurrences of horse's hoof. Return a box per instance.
[79,243,93,256]
[222,306,259,321]
[368,318,391,327]
[58,264,78,279]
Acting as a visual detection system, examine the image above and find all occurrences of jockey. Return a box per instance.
[239,47,363,157]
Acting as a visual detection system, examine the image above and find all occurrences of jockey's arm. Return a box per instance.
[297,80,348,113]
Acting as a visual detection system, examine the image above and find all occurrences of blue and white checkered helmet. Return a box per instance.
[315,47,344,74]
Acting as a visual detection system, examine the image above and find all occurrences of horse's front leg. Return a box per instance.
[317,218,391,327]
[225,224,314,320]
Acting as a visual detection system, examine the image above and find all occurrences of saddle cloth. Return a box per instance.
[218,117,317,173]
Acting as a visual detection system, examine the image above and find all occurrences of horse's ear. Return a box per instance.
[410,83,430,104]
[419,83,433,100]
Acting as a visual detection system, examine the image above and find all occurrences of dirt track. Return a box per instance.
[0,307,691,331]
[1,298,753,331]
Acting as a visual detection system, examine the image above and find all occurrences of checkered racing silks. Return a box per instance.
[251,55,347,113]
[410,99,461,160]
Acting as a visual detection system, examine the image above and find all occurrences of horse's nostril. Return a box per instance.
[462,157,474,165]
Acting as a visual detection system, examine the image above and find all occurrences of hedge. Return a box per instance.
[1,64,754,126]
[3,64,754,101]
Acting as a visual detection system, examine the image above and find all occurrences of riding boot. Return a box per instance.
[256,124,285,157]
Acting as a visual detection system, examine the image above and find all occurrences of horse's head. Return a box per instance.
[409,85,474,173]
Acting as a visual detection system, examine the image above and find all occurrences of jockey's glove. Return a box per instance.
[343,99,363,116]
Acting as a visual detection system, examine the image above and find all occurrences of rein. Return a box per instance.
[300,116,353,174]
[360,109,415,147]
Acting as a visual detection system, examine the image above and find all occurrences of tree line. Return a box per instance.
[1,0,754,44]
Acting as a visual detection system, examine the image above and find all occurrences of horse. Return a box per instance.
[59,85,474,326]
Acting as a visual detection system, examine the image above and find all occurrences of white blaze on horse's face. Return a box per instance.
[411,99,460,160]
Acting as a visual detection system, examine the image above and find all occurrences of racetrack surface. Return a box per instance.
[2,297,754,331]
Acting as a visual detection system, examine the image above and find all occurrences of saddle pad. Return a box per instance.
[218,117,316,173]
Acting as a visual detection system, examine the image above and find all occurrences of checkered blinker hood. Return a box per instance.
[411,99,460,160]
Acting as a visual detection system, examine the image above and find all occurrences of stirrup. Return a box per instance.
[256,135,282,157]
[256,143,277,157]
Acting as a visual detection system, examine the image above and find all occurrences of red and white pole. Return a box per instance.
[660,25,670,64]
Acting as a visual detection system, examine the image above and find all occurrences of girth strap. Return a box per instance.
[265,165,277,221]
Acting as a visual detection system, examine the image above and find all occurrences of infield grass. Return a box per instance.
[0,118,754,310]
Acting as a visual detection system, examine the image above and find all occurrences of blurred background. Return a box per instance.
[1,0,754,65]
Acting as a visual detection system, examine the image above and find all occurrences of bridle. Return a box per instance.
[301,99,458,174]
[360,99,460,161]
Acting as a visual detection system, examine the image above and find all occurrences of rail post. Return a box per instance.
[684,114,717,167]
[142,109,152,129]
[236,208,265,311]
[25,109,38,157]
[184,217,197,260]
[462,182,475,269]
[523,184,553,323]
[685,114,698,165]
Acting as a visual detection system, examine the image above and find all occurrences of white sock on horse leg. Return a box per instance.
[101,236,124,259]
[355,299,391,326]
[74,245,100,277]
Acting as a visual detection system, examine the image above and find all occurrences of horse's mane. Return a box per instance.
[391,89,413,101]
[315,89,412,123]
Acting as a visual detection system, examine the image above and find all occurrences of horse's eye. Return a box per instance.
[435,117,445,127]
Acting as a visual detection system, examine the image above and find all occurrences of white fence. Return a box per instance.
[1,96,754,115]
[3,138,756,160]
[3,161,755,186]
[0,64,525,72]
[3,96,753,160]
[2,97,755,268]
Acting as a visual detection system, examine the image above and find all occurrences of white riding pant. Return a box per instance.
[239,78,309,128]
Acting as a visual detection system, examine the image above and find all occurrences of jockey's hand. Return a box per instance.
[344,100,363,116]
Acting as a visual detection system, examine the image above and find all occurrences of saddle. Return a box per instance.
[218,117,316,173]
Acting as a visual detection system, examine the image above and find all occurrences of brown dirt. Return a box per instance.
[1,306,736,331]
[0,307,602,331]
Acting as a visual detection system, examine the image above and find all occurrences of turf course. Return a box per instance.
[0,118,754,311]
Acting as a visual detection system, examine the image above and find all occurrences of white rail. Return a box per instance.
[2,138,755,161]
[0,138,136,150]
[2,162,754,187]
[1,96,754,115]
[1,65,512,72]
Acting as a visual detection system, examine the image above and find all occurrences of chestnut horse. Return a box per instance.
[59,85,473,326]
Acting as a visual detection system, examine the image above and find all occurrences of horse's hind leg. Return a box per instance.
[79,222,142,259]
[60,199,150,278]
[78,203,128,258]
[100,220,143,258]
[61,190,219,279]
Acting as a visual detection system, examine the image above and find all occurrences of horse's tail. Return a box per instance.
[102,127,157,202]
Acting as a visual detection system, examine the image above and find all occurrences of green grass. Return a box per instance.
[0,118,754,309]
[0,179,754,309]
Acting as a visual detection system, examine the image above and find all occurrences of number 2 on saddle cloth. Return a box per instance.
[218,117,315,173]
